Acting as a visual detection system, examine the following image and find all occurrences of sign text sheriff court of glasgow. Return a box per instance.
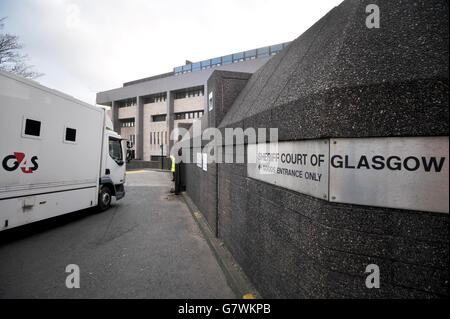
[247,136,448,213]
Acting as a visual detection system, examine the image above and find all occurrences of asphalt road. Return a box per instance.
[0,170,235,298]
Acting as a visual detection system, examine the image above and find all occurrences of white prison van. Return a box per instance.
[0,69,127,231]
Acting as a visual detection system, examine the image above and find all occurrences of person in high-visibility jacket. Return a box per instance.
[170,155,176,181]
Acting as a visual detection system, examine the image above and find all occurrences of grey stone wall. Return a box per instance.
[184,154,218,234]
[183,0,449,298]
[184,71,252,236]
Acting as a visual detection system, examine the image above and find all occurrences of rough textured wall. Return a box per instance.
[184,71,252,236]
[184,0,449,298]
[185,148,218,234]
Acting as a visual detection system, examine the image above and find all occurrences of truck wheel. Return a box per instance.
[98,185,112,211]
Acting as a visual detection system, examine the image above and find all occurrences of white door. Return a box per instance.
[106,134,126,185]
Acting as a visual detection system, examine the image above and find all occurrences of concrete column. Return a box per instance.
[166,91,174,155]
[111,100,120,133]
[135,96,144,160]
[206,71,251,128]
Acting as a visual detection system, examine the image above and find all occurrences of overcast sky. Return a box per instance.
[0,0,342,105]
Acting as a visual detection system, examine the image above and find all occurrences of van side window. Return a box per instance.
[109,138,123,161]
[65,127,77,142]
[24,119,41,137]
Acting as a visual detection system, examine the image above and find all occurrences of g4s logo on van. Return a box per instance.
[2,152,38,173]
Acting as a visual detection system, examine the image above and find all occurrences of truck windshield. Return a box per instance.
[109,138,123,161]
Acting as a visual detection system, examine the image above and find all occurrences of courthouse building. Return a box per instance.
[96,42,290,161]
[95,0,448,298]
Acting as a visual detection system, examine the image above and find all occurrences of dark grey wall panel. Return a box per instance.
[183,0,449,298]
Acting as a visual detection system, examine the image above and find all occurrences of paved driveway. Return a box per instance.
[0,170,234,298]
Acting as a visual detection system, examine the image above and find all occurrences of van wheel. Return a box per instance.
[98,185,112,211]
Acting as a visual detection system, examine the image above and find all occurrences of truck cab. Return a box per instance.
[98,118,127,210]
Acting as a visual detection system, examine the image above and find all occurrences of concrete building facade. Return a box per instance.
[96,42,290,161]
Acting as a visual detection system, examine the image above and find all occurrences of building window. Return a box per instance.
[270,44,283,55]
[174,87,203,100]
[109,137,123,161]
[152,114,166,122]
[24,118,41,137]
[118,98,136,108]
[65,127,76,142]
[120,118,135,127]
[182,64,192,73]
[245,49,256,60]
[175,110,204,120]
[174,66,182,75]
[144,93,166,104]
[257,47,269,57]
[155,95,165,103]
[211,57,221,67]
[195,88,204,96]
[150,132,152,144]
[173,42,289,75]
[233,52,244,63]
[192,62,201,71]
[201,60,210,69]
[174,91,186,99]
[222,55,232,65]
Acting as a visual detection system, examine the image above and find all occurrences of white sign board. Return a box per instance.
[208,91,213,111]
[196,153,202,168]
[247,141,329,199]
[202,153,207,171]
[329,136,449,213]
